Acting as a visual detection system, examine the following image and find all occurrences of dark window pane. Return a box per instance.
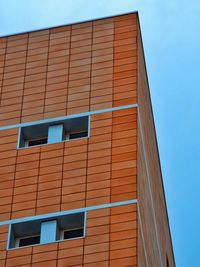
[69,132,88,140]
[28,138,48,147]
[19,235,40,247]
[63,228,84,240]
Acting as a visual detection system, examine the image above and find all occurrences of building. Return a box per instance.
[0,12,175,267]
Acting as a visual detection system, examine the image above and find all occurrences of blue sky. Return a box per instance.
[1,0,200,266]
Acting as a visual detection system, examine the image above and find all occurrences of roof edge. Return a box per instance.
[0,10,138,38]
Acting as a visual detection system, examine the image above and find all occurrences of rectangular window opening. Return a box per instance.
[8,212,85,249]
[57,212,85,241]
[8,219,41,249]
[17,235,40,248]
[26,137,48,147]
[67,131,88,140]
[62,227,84,240]
[18,116,89,149]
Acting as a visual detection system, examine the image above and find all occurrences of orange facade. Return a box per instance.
[0,12,174,267]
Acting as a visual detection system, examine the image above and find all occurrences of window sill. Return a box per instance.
[17,135,89,150]
[7,235,84,250]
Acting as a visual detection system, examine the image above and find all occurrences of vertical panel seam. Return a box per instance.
[83,20,93,266]
[110,17,115,267]
[43,29,50,119]
[66,25,72,115]
[0,37,7,105]
[19,33,29,123]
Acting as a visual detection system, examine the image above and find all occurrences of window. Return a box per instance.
[17,235,40,248]
[68,131,88,140]
[26,138,48,147]
[8,219,41,249]
[58,212,85,241]
[8,212,85,249]
[63,228,84,240]
[18,116,89,148]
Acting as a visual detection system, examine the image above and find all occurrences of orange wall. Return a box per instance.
[0,13,138,267]
[0,108,137,221]
[0,204,137,266]
[0,14,137,126]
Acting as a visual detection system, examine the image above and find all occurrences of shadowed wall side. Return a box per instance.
[137,17,175,267]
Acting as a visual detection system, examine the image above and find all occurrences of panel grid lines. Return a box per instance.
[0,13,139,267]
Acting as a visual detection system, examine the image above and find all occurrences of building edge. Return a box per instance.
[0,10,139,38]
[136,12,176,267]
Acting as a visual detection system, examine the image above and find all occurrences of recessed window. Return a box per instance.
[57,212,85,241]
[62,228,84,240]
[8,212,85,249]
[18,116,89,148]
[17,235,40,248]
[68,131,88,140]
[26,138,48,147]
[8,219,41,249]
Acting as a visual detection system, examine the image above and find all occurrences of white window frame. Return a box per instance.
[24,137,48,147]
[59,227,84,241]
[15,234,40,248]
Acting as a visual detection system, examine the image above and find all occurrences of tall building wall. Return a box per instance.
[0,12,174,267]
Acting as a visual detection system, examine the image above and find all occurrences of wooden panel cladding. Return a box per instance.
[137,23,175,267]
[0,13,137,127]
[0,204,137,267]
